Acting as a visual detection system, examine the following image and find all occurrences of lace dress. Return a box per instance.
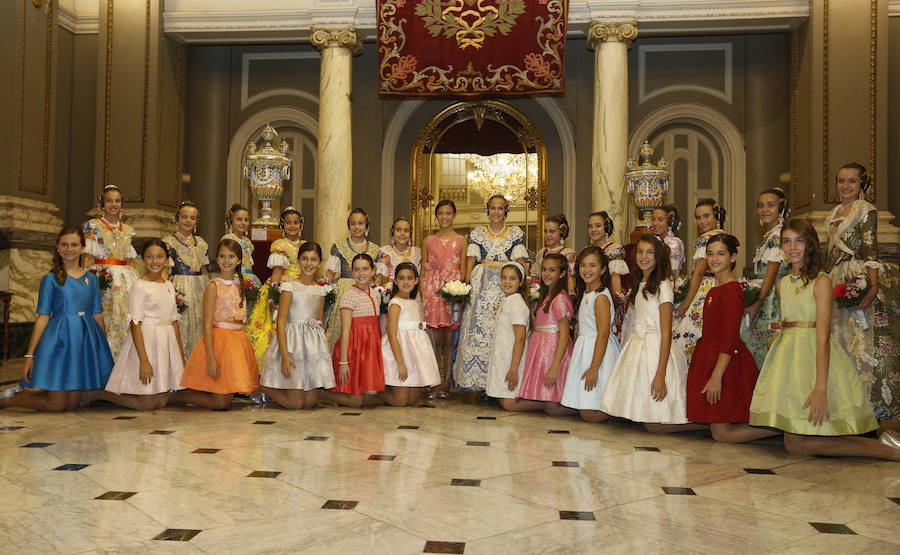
[740,224,789,368]
[163,234,209,356]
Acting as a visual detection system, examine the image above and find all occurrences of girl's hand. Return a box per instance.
[650,373,667,402]
[206,355,219,379]
[22,358,33,384]
[673,305,687,319]
[859,284,878,309]
[505,368,519,391]
[397,362,408,382]
[746,301,761,325]
[802,387,829,426]
[700,376,722,405]
[582,368,599,391]
[338,362,350,384]
[543,366,558,388]
[139,360,155,385]
[280,356,295,379]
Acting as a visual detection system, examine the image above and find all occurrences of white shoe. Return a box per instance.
[249,391,269,405]
[879,430,900,450]
[0,384,23,399]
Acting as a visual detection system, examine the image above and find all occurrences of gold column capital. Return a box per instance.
[310,26,363,56]
[587,21,638,51]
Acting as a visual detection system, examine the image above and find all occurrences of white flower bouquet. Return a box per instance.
[438,280,472,305]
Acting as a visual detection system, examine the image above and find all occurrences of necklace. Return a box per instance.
[97,217,126,256]
[392,245,411,258]
[348,238,368,254]
[486,225,506,239]
[788,273,804,295]
[174,232,195,246]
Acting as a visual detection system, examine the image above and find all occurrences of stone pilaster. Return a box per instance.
[311,26,362,252]
[588,21,637,245]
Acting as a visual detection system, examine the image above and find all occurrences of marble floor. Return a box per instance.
[0,366,897,553]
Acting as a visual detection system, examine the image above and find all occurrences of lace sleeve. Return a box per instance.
[511,243,529,261]
[325,255,341,275]
[860,209,879,264]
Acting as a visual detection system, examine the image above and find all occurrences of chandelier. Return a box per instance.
[465,153,537,203]
[625,141,669,228]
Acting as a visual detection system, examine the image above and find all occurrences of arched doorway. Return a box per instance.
[410,101,548,254]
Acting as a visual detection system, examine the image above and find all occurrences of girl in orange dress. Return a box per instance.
[172,239,259,409]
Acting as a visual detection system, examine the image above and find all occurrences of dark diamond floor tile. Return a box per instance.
[192,448,220,454]
[634,446,661,452]
[21,442,53,448]
[552,461,580,467]
[744,468,776,474]
[322,500,358,510]
[304,436,329,441]
[548,430,570,434]
[368,455,396,461]
[0,426,23,430]
[153,529,202,541]
[662,487,695,495]
[450,479,481,487]
[149,430,175,435]
[398,425,419,430]
[247,471,281,478]
[476,416,496,420]
[466,441,490,446]
[809,522,856,534]
[342,412,361,416]
[113,416,137,420]
[889,497,900,506]
[253,420,276,425]
[559,510,595,520]
[95,491,137,500]
[424,540,466,554]
[54,464,89,471]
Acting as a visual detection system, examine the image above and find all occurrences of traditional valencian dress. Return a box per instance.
[162,234,209,356]
[324,238,380,348]
[824,199,900,421]
[530,245,576,278]
[672,228,725,365]
[375,244,421,284]
[452,225,528,390]
[422,234,464,329]
[663,231,686,277]
[740,224,789,368]
[247,237,303,364]
[83,217,139,359]
[749,274,878,435]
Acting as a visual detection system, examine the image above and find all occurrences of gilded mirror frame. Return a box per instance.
[410,100,548,251]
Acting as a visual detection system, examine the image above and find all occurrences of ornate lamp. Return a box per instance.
[243,124,292,227]
[625,141,669,229]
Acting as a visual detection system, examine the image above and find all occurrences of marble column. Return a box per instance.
[311,26,362,252]
[588,21,637,245]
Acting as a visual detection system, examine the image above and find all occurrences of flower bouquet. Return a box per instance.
[374,284,392,313]
[316,279,337,305]
[174,289,187,315]
[673,276,689,306]
[738,278,763,308]
[266,282,281,306]
[244,279,261,306]
[438,280,471,305]
[527,277,542,303]
[834,275,871,329]
[89,266,113,291]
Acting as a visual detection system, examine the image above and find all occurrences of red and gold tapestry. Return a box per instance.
[378,0,567,98]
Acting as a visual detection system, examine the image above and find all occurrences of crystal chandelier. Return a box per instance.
[625,141,669,228]
[465,153,538,203]
[243,124,292,227]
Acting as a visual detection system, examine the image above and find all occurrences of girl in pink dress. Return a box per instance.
[420,199,467,398]
[509,254,578,415]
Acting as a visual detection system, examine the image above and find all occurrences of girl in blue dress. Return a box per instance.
[0,227,113,411]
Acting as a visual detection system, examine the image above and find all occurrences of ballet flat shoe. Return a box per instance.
[879,430,900,450]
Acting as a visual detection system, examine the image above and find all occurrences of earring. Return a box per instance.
[758,218,764,227]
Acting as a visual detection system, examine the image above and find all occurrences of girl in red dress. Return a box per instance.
[685,234,780,443]
[321,253,385,407]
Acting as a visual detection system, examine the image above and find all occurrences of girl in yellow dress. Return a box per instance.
[82,184,139,359]
[247,206,304,364]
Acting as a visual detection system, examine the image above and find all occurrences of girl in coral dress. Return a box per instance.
[173,239,259,409]
[247,206,305,364]
[82,184,139,359]
[420,199,467,398]
[103,239,186,410]
[163,201,209,356]
[379,263,441,407]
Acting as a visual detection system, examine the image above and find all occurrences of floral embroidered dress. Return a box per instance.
[163,234,209,357]
[375,245,422,284]
[672,228,725,365]
[530,245,577,278]
[247,238,304,365]
[222,232,262,289]
[83,217,139,359]
[825,200,900,421]
[739,224,788,368]
[422,234,464,328]
[452,225,528,390]
[663,231,686,277]
[324,238,381,348]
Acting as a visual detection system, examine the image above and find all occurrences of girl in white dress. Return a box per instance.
[260,242,336,409]
[485,262,531,409]
[600,234,689,425]
[561,247,622,422]
[102,239,186,410]
[379,263,441,407]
